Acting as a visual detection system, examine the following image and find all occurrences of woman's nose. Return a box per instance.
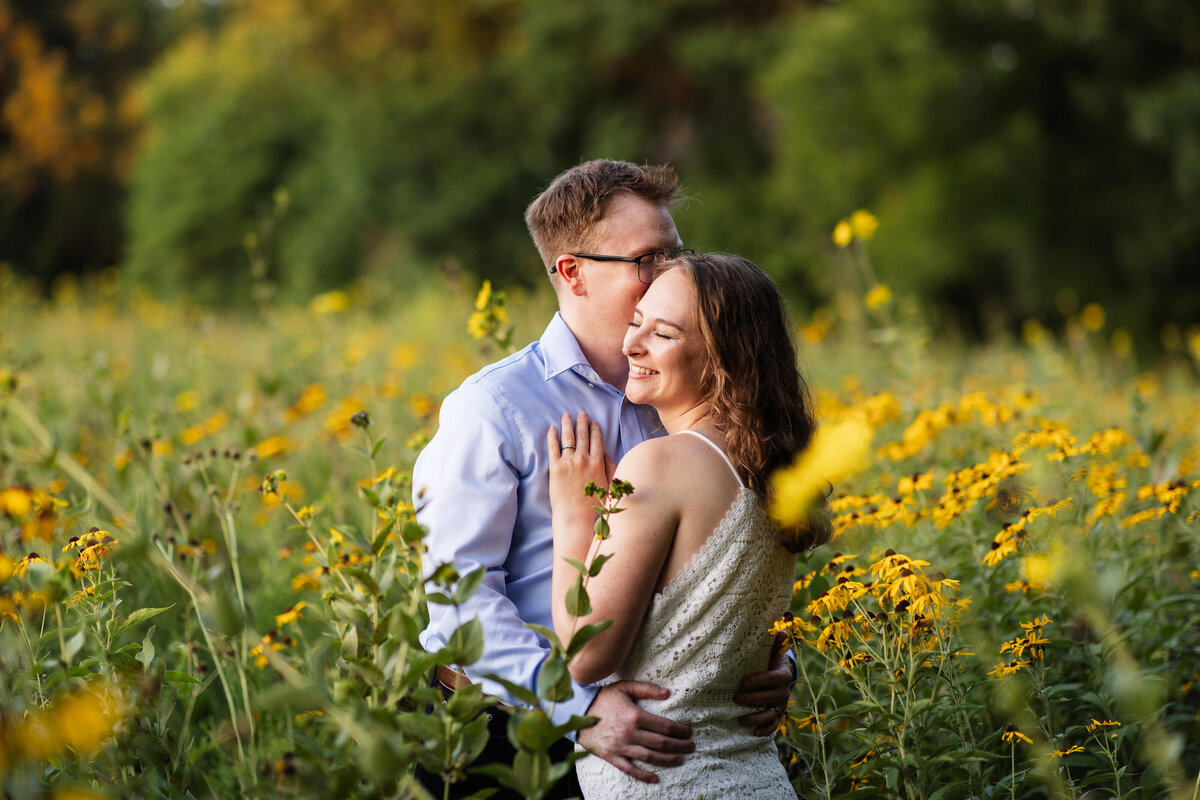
[622,328,642,357]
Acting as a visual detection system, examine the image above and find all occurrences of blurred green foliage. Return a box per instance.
[4,0,1200,338]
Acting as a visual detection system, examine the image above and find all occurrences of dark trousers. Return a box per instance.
[414,682,581,799]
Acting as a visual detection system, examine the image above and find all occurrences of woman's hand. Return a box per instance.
[547,412,612,530]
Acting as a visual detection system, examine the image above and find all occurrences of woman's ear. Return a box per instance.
[555,255,587,297]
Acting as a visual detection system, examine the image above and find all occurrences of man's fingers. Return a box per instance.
[734,686,790,707]
[628,728,695,755]
[623,745,684,768]
[738,708,783,737]
[737,666,790,692]
[547,425,560,458]
[617,680,671,701]
[609,757,659,784]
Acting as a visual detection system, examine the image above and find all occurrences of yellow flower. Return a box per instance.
[309,290,350,315]
[174,389,200,413]
[275,601,307,628]
[988,659,1029,679]
[1051,745,1085,758]
[1110,328,1133,357]
[1022,319,1047,346]
[864,284,892,310]
[1086,719,1121,733]
[771,417,873,527]
[1080,303,1106,332]
[285,384,327,421]
[291,573,320,592]
[14,552,48,577]
[18,681,127,760]
[1001,725,1033,744]
[254,435,294,460]
[832,220,853,247]
[897,472,934,495]
[0,486,33,517]
[475,280,493,311]
[1022,553,1053,586]
[849,209,879,240]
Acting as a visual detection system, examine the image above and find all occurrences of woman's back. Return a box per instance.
[575,431,798,798]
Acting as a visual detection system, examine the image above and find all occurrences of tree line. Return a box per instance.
[3,0,1198,341]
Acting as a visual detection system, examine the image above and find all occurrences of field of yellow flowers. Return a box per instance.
[1,262,1198,799]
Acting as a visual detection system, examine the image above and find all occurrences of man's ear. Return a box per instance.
[555,255,587,297]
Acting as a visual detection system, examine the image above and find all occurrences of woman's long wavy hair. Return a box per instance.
[660,253,830,552]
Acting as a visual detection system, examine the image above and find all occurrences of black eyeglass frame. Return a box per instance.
[551,248,695,285]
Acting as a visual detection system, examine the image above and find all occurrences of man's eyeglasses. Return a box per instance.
[553,248,695,285]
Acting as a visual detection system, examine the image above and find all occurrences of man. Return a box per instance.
[414,160,792,797]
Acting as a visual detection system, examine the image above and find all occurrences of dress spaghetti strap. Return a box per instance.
[678,429,744,489]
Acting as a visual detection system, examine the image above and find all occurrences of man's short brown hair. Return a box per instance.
[524,160,681,274]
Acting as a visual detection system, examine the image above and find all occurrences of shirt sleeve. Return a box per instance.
[414,382,598,724]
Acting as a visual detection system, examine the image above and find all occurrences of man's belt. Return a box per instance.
[436,664,474,694]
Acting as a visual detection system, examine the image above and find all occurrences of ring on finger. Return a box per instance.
[561,443,576,450]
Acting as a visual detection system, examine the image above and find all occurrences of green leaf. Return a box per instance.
[453,566,487,605]
[561,556,588,574]
[371,521,395,556]
[396,710,443,743]
[63,630,85,665]
[426,591,455,605]
[445,683,495,722]
[593,516,610,540]
[115,605,175,639]
[370,434,389,459]
[471,763,521,793]
[510,708,559,753]
[360,486,382,507]
[136,626,156,670]
[447,618,484,666]
[480,674,540,707]
[255,681,325,711]
[342,567,381,596]
[565,578,590,617]
[587,553,613,577]
[513,749,552,796]
[536,655,573,703]
[566,619,612,659]
[525,623,564,654]
[162,670,203,686]
[345,657,385,687]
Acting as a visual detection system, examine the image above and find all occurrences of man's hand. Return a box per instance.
[734,633,793,737]
[578,681,694,784]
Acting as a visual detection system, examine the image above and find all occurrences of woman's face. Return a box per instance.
[621,268,709,417]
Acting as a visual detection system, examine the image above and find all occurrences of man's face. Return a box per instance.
[581,193,682,344]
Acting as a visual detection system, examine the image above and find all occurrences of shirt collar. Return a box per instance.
[541,312,595,381]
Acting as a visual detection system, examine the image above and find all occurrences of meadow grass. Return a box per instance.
[1,265,1198,799]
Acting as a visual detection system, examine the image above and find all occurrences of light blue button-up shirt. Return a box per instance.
[414,312,662,725]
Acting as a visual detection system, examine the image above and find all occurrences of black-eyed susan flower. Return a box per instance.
[1086,719,1121,733]
[14,552,48,577]
[988,659,1030,678]
[1001,725,1033,744]
[275,601,307,628]
[1051,745,1085,758]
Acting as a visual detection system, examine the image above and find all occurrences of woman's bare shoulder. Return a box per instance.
[616,433,731,486]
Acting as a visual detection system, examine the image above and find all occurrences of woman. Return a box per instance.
[547,253,828,798]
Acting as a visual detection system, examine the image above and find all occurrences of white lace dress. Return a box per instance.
[576,431,798,799]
